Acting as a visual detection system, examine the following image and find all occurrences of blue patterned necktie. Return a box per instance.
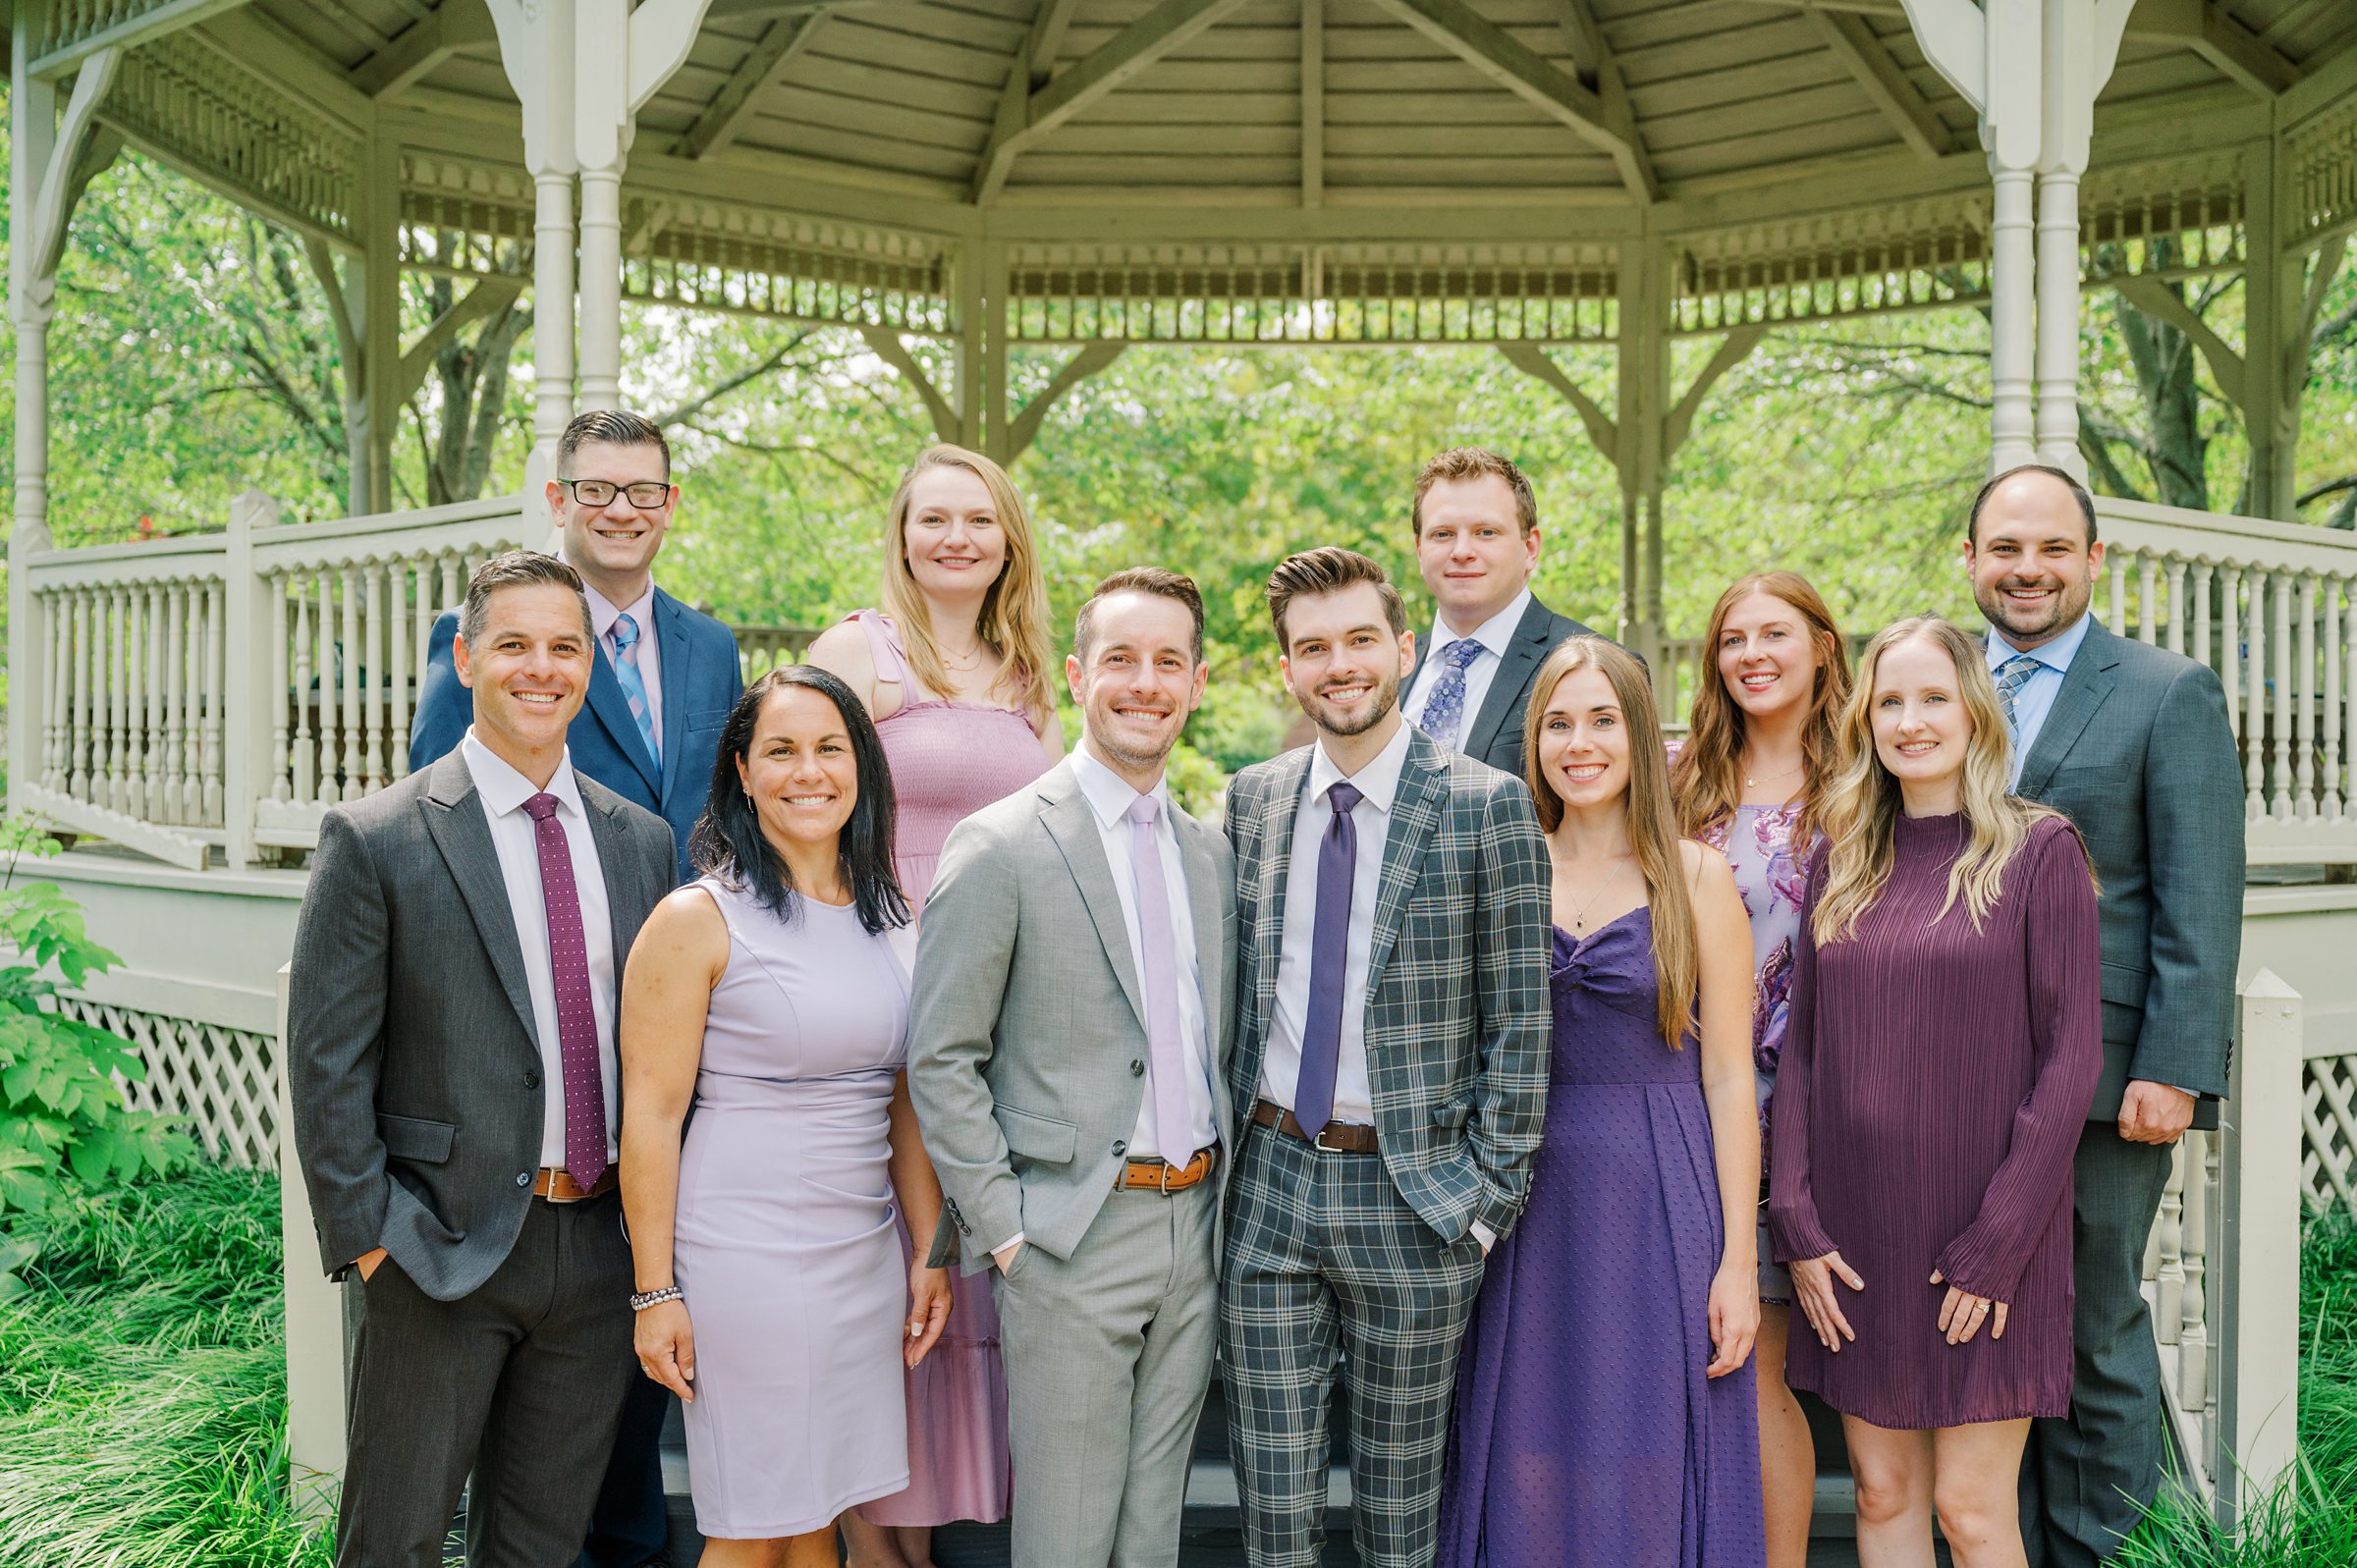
[1994,652,2040,749]
[1417,637,1488,752]
[610,613,660,766]
[1295,780,1362,1134]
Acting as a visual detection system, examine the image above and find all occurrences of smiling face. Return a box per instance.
[1869,634,1972,800]
[1280,582,1416,740]
[454,582,595,768]
[735,682,860,852]
[1966,470,2105,651]
[1716,589,1821,724]
[1535,663,1631,813]
[1416,473,1541,634]
[1068,590,1207,777]
[553,439,673,592]
[901,463,1010,608]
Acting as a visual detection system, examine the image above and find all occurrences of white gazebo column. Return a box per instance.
[2033,0,2132,476]
[490,0,579,517]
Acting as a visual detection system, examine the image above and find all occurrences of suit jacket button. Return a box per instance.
[516,1171,531,1188]
[1112,1140,1126,1156]
[1130,1060,1145,1077]
[522,1071,540,1090]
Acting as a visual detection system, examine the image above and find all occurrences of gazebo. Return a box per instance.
[5,0,2354,1541]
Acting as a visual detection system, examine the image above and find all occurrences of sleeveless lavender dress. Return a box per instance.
[673,879,912,1539]
[850,609,1046,1528]
[1438,911,1765,1568]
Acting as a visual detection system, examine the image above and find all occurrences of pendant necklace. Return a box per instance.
[1744,759,1803,790]
[1566,856,1635,934]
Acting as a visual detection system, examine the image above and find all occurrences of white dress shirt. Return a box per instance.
[1069,746,1220,1162]
[1258,720,1414,1127]
[462,730,620,1166]
[582,575,664,745]
[1986,612,2093,786]
[1403,587,1531,739]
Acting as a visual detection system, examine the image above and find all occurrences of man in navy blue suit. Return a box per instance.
[411,407,743,1567]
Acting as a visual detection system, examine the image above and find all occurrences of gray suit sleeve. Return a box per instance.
[1467,776,1554,1239]
[2131,661,2243,1097]
[286,809,394,1275]
[905,816,1026,1268]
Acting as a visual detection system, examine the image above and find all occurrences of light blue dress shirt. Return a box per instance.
[1986,613,2094,787]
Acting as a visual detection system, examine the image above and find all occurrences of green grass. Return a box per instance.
[0,1166,331,1568]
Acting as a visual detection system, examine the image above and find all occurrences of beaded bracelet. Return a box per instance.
[630,1285,684,1312]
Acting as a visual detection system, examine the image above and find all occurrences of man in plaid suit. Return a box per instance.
[1221,547,1553,1568]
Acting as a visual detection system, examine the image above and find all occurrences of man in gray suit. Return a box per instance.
[908,568,1237,1568]
[1966,466,2244,1565]
[290,551,676,1567]
[1222,547,1552,1568]
[1400,446,1610,773]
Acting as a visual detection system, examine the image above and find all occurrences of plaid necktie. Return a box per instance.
[1994,653,2041,748]
[1417,638,1488,752]
[609,613,660,766]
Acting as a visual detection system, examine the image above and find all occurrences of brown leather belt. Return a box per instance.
[1115,1145,1219,1192]
[1252,1099,1380,1154]
[534,1166,618,1203]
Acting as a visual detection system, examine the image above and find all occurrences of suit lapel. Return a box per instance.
[582,786,643,983]
[1459,596,1555,762]
[653,589,693,806]
[1363,732,1446,1000]
[418,751,540,1047]
[1250,748,1315,1028]
[2016,622,2122,797]
[1177,810,1224,1054]
[1039,766,1148,1032]
[585,626,662,794]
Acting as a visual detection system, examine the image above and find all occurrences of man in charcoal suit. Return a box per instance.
[292,551,676,1566]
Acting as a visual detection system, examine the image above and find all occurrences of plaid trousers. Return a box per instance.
[1220,1122,1487,1568]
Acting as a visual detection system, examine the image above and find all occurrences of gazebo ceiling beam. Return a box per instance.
[1535,0,1650,179]
[30,0,255,80]
[1807,8,1953,158]
[195,11,373,135]
[1367,0,1654,200]
[675,9,824,158]
[2136,0,2302,97]
[973,0,1251,205]
[352,0,496,101]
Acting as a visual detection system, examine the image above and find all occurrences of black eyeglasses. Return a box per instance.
[560,478,675,509]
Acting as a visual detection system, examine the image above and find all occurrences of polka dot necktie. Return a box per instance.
[1417,638,1487,752]
[610,613,660,767]
[1994,653,2041,750]
[523,791,607,1190]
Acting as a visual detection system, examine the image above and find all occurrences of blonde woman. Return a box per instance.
[806,446,1059,1562]
[1670,571,1853,1568]
[1438,637,1765,1568]
[1767,617,2101,1568]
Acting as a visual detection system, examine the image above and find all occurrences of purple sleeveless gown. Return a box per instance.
[1438,910,1765,1568]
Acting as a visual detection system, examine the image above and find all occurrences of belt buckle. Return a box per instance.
[1158,1159,1177,1193]
[1312,1124,1346,1153]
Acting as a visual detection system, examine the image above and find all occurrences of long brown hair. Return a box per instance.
[1813,617,2083,945]
[1672,572,1852,848]
[1525,636,1696,1049]
[877,445,1054,728]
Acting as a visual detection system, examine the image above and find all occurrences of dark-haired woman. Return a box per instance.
[620,667,954,1568]
[1669,571,1852,1568]
[1439,636,1765,1568]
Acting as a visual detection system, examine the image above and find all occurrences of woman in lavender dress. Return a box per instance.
[1670,571,1853,1568]
[1439,637,1765,1568]
[806,446,1060,1566]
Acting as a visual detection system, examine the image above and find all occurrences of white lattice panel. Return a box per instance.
[2302,1053,2357,1217]
[64,999,278,1169]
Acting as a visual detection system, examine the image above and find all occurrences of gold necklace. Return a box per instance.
[1743,759,1804,789]
[1563,856,1636,934]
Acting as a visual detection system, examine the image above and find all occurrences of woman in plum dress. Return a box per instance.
[806,445,1060,1566]
[1439,636,1766,1568]
[1670,571,1853,1568]
[1770,618,2101,1568]
[619,667,954,1566]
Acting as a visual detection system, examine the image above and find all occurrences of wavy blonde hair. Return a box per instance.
[1524,637,1697,1049]
[877,445,1054,727]
[1671,571,1853,848]
[1813,616,2076,946]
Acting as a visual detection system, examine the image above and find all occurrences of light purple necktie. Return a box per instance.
[1125,795,1196,1164]
[523,791,608,1189]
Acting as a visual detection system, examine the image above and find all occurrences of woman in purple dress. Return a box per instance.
[806,446,1059,1566]
[1770,618,2101,1568]
[1671,571,1853,1568]
[1439,636,1766,1568]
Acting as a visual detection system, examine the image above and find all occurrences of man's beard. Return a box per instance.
[1091,718,1177,773]
[1293,674,1400,739]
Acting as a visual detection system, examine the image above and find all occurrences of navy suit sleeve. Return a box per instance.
[409,611,469,772]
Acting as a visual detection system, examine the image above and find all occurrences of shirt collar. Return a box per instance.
[462,729,585,820]
[577,572,659,647]
[1308,718,1413,817]
[1428,587,1531,664]
[1070,743,1173,831]
[1987,610,2093,676]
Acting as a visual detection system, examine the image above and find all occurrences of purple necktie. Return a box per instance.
[523,791,608,1189]
[1125,795,1196,1163]
[1295,780,1362,1134]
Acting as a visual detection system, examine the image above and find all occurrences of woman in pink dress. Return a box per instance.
[806,444,1061,1568]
